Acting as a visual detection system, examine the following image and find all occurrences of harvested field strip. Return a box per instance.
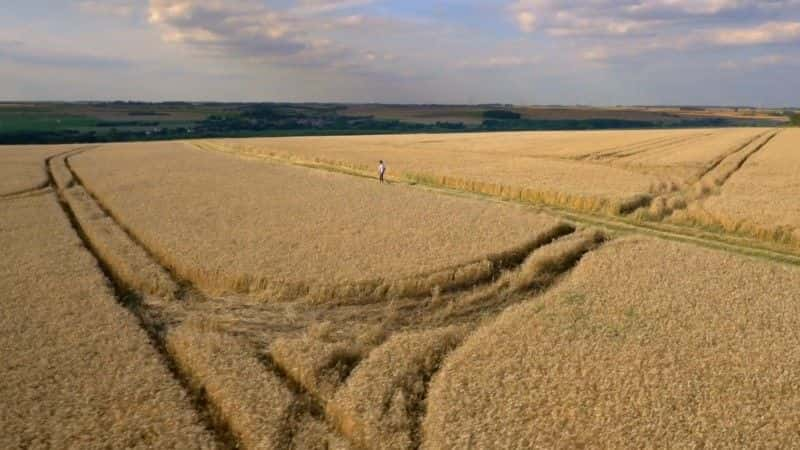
[43,154,236,449]
[167,326,297,450]
[327,326,467,450]
[0,194,217,448]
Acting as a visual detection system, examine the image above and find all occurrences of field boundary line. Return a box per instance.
[188,139,800,266]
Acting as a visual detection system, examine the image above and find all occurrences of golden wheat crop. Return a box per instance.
[208,134,658,214]
[167,323,297,450]
[0,144,78,195]
[60,180,179,298]
[609,128,768,180]
[689,129,800,245]
[327,326,467,450]
[0,194,214,448]
[423,236,800,448]
[70,142,568,302]
[204,128,765,213]
[270,331,367,404]
[632,130,777,222]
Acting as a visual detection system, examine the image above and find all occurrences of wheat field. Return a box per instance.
[70,142,569,302]
[204,128,766,213]
[687,129,800,244]
[424,236,800,448]
[5,128,800,449]
[0,194,214,448]
[0,144,79,196]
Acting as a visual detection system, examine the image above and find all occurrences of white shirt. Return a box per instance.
[378,163,385,174]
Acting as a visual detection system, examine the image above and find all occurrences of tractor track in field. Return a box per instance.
[712,130,778,187]
[46,149,240,450]
[574,132,708,162]
[0,181,50,199]
[627,130,781,225]
[693,130,772,183]
[0,147,92,199]
[588,132,713,162]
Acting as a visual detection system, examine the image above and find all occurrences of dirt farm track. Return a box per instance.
[3,128,800,448]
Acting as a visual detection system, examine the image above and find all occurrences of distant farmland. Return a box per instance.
[3,127,800,448]
[0,101,788,145]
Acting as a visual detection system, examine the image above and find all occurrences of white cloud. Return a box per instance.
[291,0,374,16]
[626,0,743,16]
[582,48,610,62]
[508,1,540,33]
[711,21,800,45]
[720,53,800,70]
[516,11,537,33]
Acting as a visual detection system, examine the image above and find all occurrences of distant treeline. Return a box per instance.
[0,103,768,145]
[96,120,161,127]
[482,117,732,130]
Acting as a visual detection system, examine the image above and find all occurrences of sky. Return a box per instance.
[1,0,799,106]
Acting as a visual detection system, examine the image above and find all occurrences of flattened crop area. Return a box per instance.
[70,142,569,301]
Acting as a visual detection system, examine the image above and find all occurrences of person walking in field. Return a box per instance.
[378,160,386,184]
